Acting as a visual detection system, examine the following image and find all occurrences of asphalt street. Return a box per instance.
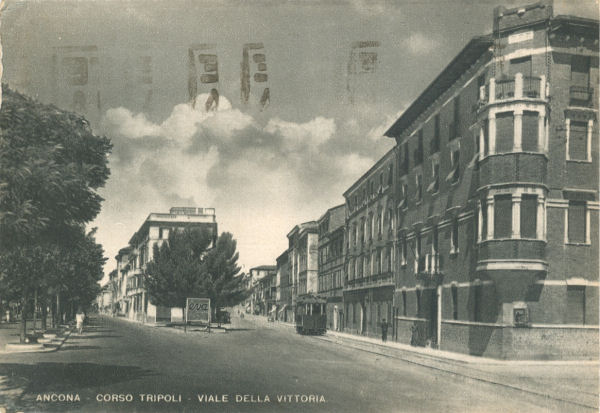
[0,314,594,413]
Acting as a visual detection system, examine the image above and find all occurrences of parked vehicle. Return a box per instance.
[215,309,231,324]
[295,294,327,335]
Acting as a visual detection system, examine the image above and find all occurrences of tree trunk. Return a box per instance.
[33,289,38,333]
[41,300,48,331]
[55,293,60,327]
[19,292,28,343]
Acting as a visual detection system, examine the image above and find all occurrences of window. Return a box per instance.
[376,249,382,274]
[566,286,585,324]
[494,195,512,239]
[447,148,460,184]
[450,97,460,140]
[377,208,383,235]
[496,112,514,153]
[567,201,587,244]
[481,199,488,240]
[450,220,459,254]
[414,130,424,165]
[400,237,407,266]
[402,290,407,316]
[483,121,489,156]
[400,181,408,209]
[415,173,423,202]
[399,142,409,176]
[370,213,375,239]
[522,111,539,152]
[571,55,590,87]
[427,158,440,194]
[431,115,440,153]
[520,194,538,239]
[451,285,458,320]
[568,121,589,161]
[387,166,393,186]
[509,55,532,77]
[416,289,422,317]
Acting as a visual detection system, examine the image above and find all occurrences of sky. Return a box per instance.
[1,0,597,281]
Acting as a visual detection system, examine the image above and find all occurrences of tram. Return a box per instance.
[294,294,327,335]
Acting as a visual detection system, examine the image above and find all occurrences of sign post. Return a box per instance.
[186,298,211,333]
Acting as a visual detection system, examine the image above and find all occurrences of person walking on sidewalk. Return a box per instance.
[381,319,389,342]
[76,309,85,334]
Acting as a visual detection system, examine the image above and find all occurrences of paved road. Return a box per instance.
[0,314,593,413]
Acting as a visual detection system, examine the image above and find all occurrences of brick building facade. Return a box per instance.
[317,205,345,331]
[343,150,396,338]
[384,0,598,359]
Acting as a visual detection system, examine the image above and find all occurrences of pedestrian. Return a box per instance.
[381,318,389,342]
[76,309,85,334]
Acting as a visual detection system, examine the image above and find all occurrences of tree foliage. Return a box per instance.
[145,229,249,313]
[0,86,111,338]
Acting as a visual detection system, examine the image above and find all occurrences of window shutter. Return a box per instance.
[569,121,588,160]
[520,195,537,238]
[494,195,512,239]
[522,111,539,152]
[568,201,586,243]
[496,112,514,153]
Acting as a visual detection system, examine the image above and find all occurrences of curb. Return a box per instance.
[324,331,600,366]
[1,329,72,354]
[314,334,599,410]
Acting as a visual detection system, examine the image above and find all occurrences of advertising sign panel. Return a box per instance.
[186,297,211,324]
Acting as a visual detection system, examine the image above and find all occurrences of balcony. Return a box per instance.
[414,254,443,282]
[345,272,394,291]
[479,74,546,106]
[569,86,594,108]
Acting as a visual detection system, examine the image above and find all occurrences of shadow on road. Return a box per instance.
[75,335,122,339]
[59,345,103,351]
[0,362,156,393]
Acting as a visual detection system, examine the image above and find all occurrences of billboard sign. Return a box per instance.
[186,297,211,324]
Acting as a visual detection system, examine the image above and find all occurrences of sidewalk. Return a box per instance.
[251,314,599,410]
[0,321,73,354]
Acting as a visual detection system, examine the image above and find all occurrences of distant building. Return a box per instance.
[287,222,319,310]
[247,265,277,315]
[116,207,217,323]
[317,205,346,331]
[275,250,293,322]
[343,150,396,337]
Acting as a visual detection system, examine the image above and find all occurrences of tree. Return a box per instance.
[0,86,111,342]
[200,232,249,316]
[145,229,249,319]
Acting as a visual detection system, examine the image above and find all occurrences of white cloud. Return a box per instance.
[404,33,439,55]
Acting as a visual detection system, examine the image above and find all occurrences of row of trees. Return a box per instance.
[145,228,250,319]
[0,86,112,342]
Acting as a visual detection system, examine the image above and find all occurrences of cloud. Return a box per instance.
[96,93,395,274]
[404,33,439,55]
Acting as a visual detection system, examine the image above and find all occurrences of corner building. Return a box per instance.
[383,1,598,359]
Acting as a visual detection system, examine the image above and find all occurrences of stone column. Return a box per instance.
[537,196,546,240]
[487,196,495,239]
[515,73,523,99]
[514,109,523,152]
[512,194,521,238]
[488,114,496,155]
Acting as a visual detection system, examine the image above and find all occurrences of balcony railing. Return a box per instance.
[480,73,546,105]
[569,86,594,107]
[414,253,442,277]
[346,272,394,289]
